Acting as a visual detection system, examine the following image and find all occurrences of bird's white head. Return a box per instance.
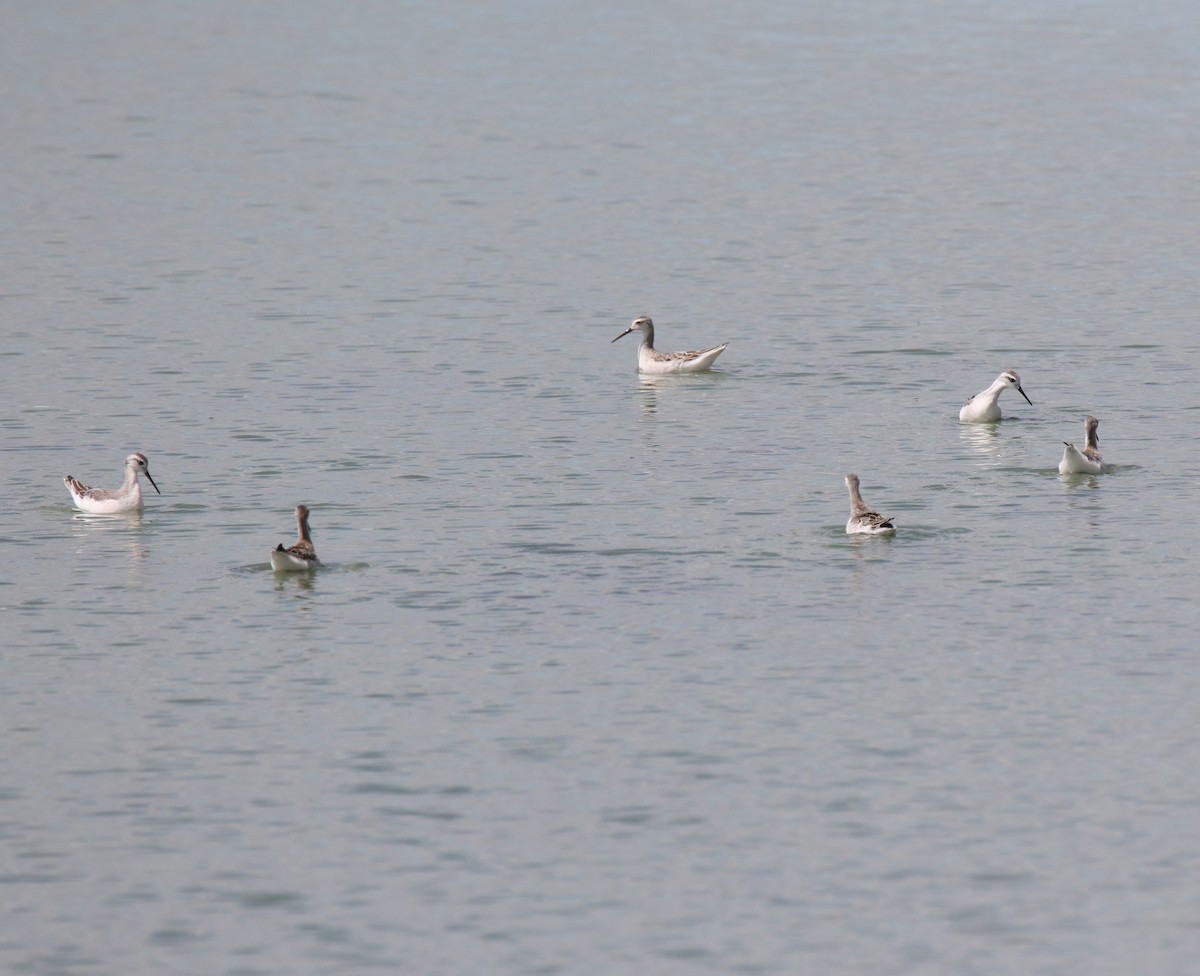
[1000,369,1033,406]
[127,452,160,494]
[612,315,654,344]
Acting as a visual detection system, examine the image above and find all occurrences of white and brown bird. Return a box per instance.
[1059,415,1104,474]
[844,474,896,535]
[271,504,320,571]
[611,315,728,374]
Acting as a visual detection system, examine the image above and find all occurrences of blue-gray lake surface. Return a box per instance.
[3,3,1200,974]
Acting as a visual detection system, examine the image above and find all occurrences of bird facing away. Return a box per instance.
[611,315,728,374]
[959,369,1033,423]
[64,451,160,514]
[845,474,896,535]
[1059,415,1104,474]
[271,504,320,571]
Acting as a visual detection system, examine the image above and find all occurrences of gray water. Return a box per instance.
[3,2,1200,974]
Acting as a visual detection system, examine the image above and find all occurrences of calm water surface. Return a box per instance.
[3,2,1200,974]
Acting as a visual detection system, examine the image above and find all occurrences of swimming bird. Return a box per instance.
[1059,415,1104,474]
[611,315,728,374]
[958,369,1033,423]
[271,504,320,571]
[845,473,896,535]
[64,451,160,514]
